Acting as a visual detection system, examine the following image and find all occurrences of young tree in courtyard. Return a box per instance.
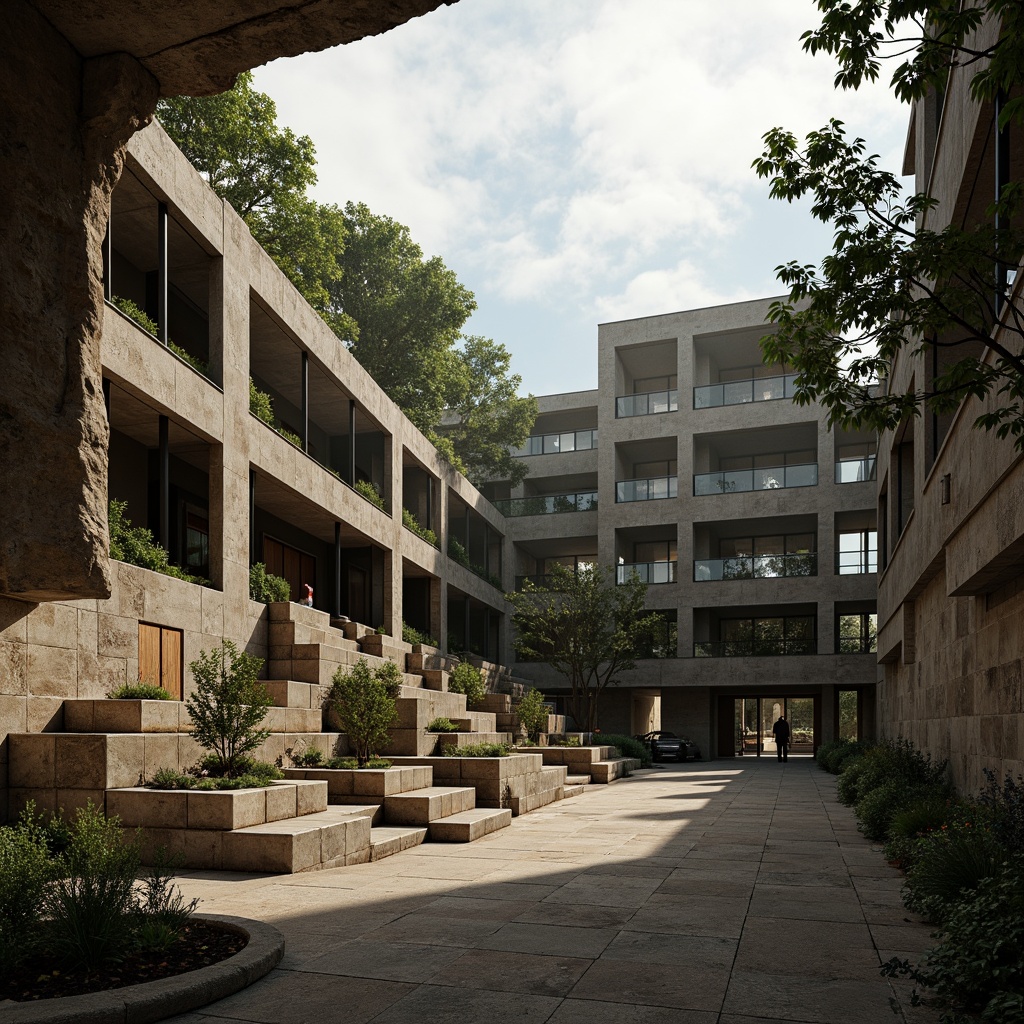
[754,1,1024,447]
[507,564,661,733]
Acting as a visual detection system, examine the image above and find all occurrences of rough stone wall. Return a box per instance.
[879,567,1024,793]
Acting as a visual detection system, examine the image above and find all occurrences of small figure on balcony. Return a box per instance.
[299,583,313,607]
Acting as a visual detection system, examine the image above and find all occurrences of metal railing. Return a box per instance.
[836,551,877,574]
[616,476,678,502]
[616,561,677,585]
[838,636,877,654]
[693,463,817,495]
[513,428,598,457]
[493,491,598,517]
[835,456,877,484]
[693,552,817,581]
[693,373,799,409]
[694,638,817,657]
[615,389,679,418]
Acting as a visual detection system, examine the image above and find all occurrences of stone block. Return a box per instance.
[8,788,58,818]
[0,695,28,743]
[56,788,106,815]
[26,695,63,732]
[0,641,28,696]
[187,788,267,830]
[8,734,55,787]
[144,733,181,777]
[97,613,136,659]
[266,783,298,822]
[107,787,189,829]
[27,602,79,649]
[27,644,78,698]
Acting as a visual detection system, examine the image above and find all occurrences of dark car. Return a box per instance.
[637,731,701,762]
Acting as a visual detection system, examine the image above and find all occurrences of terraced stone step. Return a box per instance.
[435,731,514,750]
[589,757,641,783]
[565,774,591,786]
[561,784,586,799]
[428,807,511,842]
[281,765,432,803]
[383,785,476,825]
[370,825,428,860]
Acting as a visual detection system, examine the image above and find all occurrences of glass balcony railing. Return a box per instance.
[693,552,817,581]
[694,638,817,657]
[693,463,817,495]
[616,476,678,502]
[693,373,799,409]
[835,456,877,484]
[615,389,679,418]
[513,429,598,457]
[515,573,563,590]
[616,561,677,585]
[493,491,598,517]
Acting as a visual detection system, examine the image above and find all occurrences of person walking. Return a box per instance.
[772,713,791,761]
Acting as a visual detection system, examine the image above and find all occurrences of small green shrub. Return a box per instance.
[168,340,210,377]
[108,499,207,585]
[599,733,653,768]
[355,479,386,510]
[402,508,438,546]
[515,688,549,741]
[884,796,964,869]
[402,621,439,647]
[186,642,271,776]
[837,756,868,805]
[817,738,869,774]
[279,427,303,447]
[110,295,158,335]
[427,717,459,732]
[441,742,512,758]
[448,661,486,708]
[148,756,282,790]
[325,658,399,765]
[447,536,470,566]
[978,769,1024,850]
[324,756,392,769]
[249,378,275,425]
[249,562,291,603]
[107,682,171,700]
[290,748,325,767]
[554,736,582,747]
[856,781,910,841]
[0,808,53,971]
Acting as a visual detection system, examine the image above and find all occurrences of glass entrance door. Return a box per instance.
[733,696,816,756]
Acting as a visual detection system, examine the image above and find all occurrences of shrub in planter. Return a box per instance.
[290,748,325,768]
[325,658,399,766]
[107,682,171,700]
[186,642,271,777]
[427,717,459,733]
[440,742,512,757]
[884,796,964,870]
[448,661,486,707]
[817,737,869,774]
[515,688,549,742]
[249,562,291,603]
[325,756,393,769]
[599,733,652,768]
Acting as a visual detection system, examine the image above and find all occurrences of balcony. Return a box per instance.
[616,389,679,419]
[694,638,816,657]
[693,373,798,410]
[493,491,598,517]
[835,456,877,484]
[838,636,877,654]
[616,476,678,503]
[616,561,677,585]
[693,552,817,581]
[693,463,817,496]
[513,428,598,457]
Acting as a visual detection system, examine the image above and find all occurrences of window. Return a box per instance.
[183,504,209,579]
[836,442,877,484]
[634,374,677,393]
[837,530,877,574]
[838,612,877,654]
[695,615,816,656]
[263,536,316,604]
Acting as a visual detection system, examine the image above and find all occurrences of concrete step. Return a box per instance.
[474,693,511,714]
[589,757,641,783]
[435,731,514,750]
[370,825,428,860]
[428,807,511,842]
[358,633,412,664]
[63,699,187,734]
[220,806,374,873]
[560,784,586,799]
[565,774,591,786]
[281,765,432,802]
[384,785,476,825]
[262,680,325,710]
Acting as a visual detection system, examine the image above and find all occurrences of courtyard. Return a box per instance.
[163,761,936,1024]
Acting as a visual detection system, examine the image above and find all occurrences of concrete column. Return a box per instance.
[819,683,838,746]
[208,444,225,590]
[157,201,168,345]
[818,599,835,655]
[333,522,342,619]
[300,351,309,454]
[347,400,356,486]
[158,414,169,551]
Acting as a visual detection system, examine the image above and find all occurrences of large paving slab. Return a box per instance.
[162,760,940,1024]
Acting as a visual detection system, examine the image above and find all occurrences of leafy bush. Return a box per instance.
[816,737,869,774]
[441,742,512,758]
[186,642,271,776]
[108,499,207,585]
[325,658,399,765]
[447,536,470,567]
[904,823,1007,920]
[355,479,385,510]
[427,717,459,732]
[599,733,653,767]
[107,682,171,700]
[0,809,53,971]
[515,688,549,741]
[402,621,438,647]
[249,377,275,425]
[884,857,1024,1022]
[448,661,486,707]
[856,781,910,841]
[249,562,291,603]
[978,769,1024,850]
[837,756,868,805]
[290,748,324,767]
[110,295,158,335]
[402,507,438,546]
[554,736,582,747]
[324,756,393,770]
[884,796,963,870]
[167,340,210,377]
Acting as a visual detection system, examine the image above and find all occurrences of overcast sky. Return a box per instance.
[252,0,909,397]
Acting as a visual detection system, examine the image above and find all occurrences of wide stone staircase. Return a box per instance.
[5,603,582,873]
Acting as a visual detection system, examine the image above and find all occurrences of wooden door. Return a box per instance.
[137,623,183,698]
[263,536,316,603]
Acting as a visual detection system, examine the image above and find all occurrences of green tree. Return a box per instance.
[515,687,549,742]
[754,1,1024,446]
[325,658,399,765]
[507,564,661,733]
[447,661,487,708]
[186,642,271,775]
[158,74,356,339]
[441,336,537,486]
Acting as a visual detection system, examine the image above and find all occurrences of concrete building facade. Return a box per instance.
[485,298,880,760]
[877,13,1024,790]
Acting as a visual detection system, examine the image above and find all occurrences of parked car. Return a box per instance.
[637,731,701,762]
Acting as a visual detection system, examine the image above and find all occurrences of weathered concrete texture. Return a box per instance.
[160,762,939,1024]
[2,2,158,601]
[2,0,454,602]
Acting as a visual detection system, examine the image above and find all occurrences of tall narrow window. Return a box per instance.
[836,530,877,574]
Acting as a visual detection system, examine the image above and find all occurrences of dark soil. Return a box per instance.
[3,921,247,1002]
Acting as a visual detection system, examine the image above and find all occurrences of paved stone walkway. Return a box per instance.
[167,761,939,1024]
